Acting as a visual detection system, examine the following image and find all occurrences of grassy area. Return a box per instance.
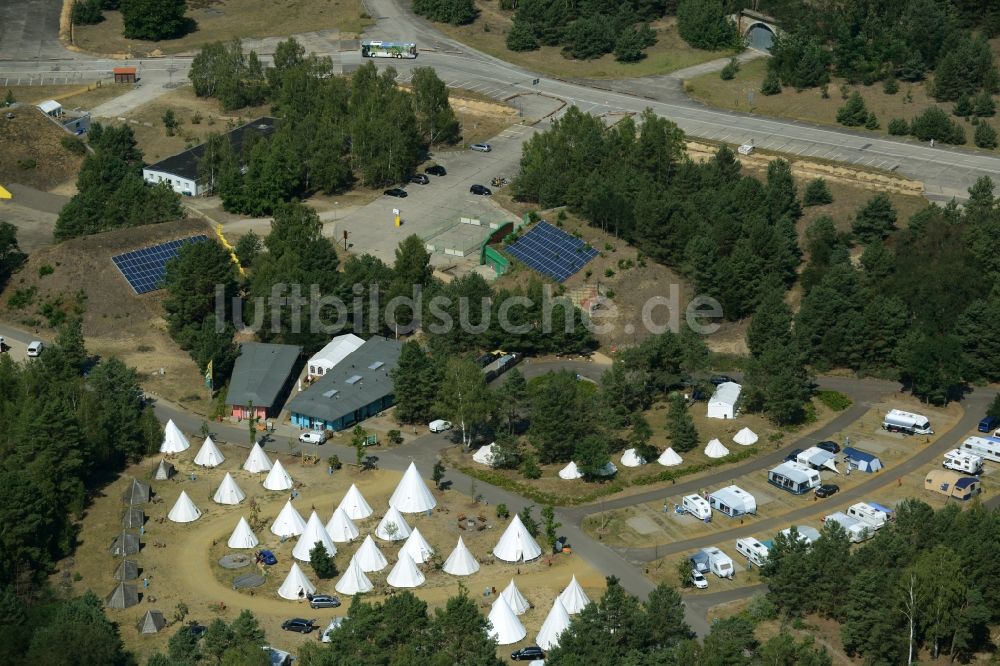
[3,82,133,109]
[432,2,729,80]
[71,0,371,56]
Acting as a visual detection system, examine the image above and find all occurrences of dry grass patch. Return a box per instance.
[0,105,85,191]
[3,82,133,109]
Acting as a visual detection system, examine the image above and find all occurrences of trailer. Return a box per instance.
[846,502,888,530]
[703,547,734,579]
[682,494,712,521]
[767,461,821,495]
[961,436,1000,463]
[824,512,871,543]
[735,537,769,566]
[779,525,821,544]
[882,409,933,435]
[943,448,983,474]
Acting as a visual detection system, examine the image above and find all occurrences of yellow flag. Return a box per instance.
[204,360,213,389]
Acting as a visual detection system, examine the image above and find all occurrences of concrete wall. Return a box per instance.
[143,168,201,196]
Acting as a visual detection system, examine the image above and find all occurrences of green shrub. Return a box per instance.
[974,91,996,117]
[887,118,909,135]
[8,287,36,310]
[521,454,542,479]
[761,70,782,96]
[720,57,739,81]
[803,179,833,206]
[816,390,852,411]
[16,158,37,170]
[38,264,55,278]
[496,503,510,519]
[910,106,966,144]
[61,135,87,155]
[953,93,974,117]
[883,76,899,95]
[836,91,869,127]
[975,122,998,149]
[864,112,879,130]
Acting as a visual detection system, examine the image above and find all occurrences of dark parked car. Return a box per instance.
[511,646,545,661]
[258,549,277,565]
[470,184,492,196]
[816,440,841,454]
[409,174,429,184]
[979,415,1000,433]
[183,623,207,639]
[709,374,734,385]
[815,483,840,498]
[281,618,316,634]
[476,352,497,367]
[308,595,341,609]
[784,448,803,463]
[425,165,447,176]
[384,188,408,198]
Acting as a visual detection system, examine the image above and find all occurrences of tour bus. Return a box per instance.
[962,436,1000,463]
[361,41,418,59]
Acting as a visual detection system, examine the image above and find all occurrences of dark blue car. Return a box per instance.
[258,550,277,565]
[979,416,1000,433]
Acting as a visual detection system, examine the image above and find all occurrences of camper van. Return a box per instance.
[735,537,770,567]
[767,461,822,495]
[882,409,933,435]
[943,448,984,474]
[703,547,734,579]
[962,436,1000,463]
[824,512,871,543]
[682,494,712,521]
[846,503,888,531]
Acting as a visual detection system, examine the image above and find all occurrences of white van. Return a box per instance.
[846,503,888,530]
[682,494,712,521]
[944,448,984,474]
[735,537,769,567]
[428,419,452,433]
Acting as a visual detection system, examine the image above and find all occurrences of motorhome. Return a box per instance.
[824,512,872,543]
[735,537,770,567]
[962,436,1000,463]
[682,494,712,521]
[846,502,888,531]
[767,461,822,495]
[943,448,984,474]
[882,409,933,435]
[703,547,735,579]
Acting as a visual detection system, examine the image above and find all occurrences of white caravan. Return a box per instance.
[846,503,888,531]
[824,512,871,543]
[943,448,984,474]
[735,537,770,567]
[703,547,734,579]
[682,494,712,521]
[961,436,1000,463]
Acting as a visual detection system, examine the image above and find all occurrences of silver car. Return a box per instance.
[470,143,492,152]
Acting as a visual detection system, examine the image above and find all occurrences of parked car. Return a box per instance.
[476,352,497,367]
[470,184,492,196]
[815,484,840,498]
[409,174,429,185]
[784,448,803,463]
[299,431,328,445]
[183,623,207,639]
[709,374,733,385]
[429,419,452,433]
[816,440,841,454]
[690,570,709,589]
[308,595,341,609]
[26,340,43,357]
[281,618,315,634]
[258,549,278,565]
[979,415,1000,433]
[383,188,407,198]
[425,165,447,176]
[510,646,545,661]
[470,143,492,152]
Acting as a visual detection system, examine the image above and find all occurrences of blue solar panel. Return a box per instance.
[505,222,599,283]
[112,235,209,294]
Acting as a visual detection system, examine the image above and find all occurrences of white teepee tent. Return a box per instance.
[493,514,543,563]
[354,535,388,572]
[193,436,224,467]
[335,555,373,596]
[243,443,273,473]
[501,579,530,616]
[228,516,259,549]
[487,596,527,645]
[160,419,190,454]
[293,511,337,561]
[559,461,583,479]
[388,462,437,513]
[536,597,572,650]
[271,500,307,538]
[442,536,479,576]
[704,438,730,459]
[277,562,315,600]
[559,575,591,614]
[213,472,246,505]
[325,507,359,543]
[375,506,411,541]
[620,448,646,467]
[472,442,497,466]
[386,551,425,588]
[167,491,201,523]
[263,459,294,491]
[337,484,373,520]
[657,447,683,466]
[733,427,759,446]
[401,527,434,564]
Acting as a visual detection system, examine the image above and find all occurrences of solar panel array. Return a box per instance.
[112,236,209,294]
[505,221,599,283]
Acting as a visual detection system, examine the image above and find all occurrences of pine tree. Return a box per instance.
[974,121,998,149]
[390,341,442,424]
[974,90,996,117]
[761,69,782,95]
[953,93,974,117]
[747,288,793,357]
[836,91,869,127]
[121,0,190,41]
[851,193,898,243]
[802,178,833,206]
[310,543,337,579]
[667,394,698,452]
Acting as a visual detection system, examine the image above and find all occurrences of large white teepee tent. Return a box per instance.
[704,438,730,459]
[558,461,583,480]
[167,491,201,523]
[354,535,388,572]
[243,443,272,473]
[657,447,683,467]
[472,442,497,466]
[375,506,411,541]
[620,448,646,467]
[271,500,307,537]
[493,514,543,563]
[559,575,591,614]
[293,511,338,561]
[335,555,373,596]
[277,562,315,600]
[213,472,246,505]
[337,484,373,520]
[733,427,759,446]
[193,436,224,467]
[401,527,434,564]
[442,537,479,576]
[536,598,572,650]
[325,508,359,543]
[388,462,437,513]
[160,419,190,454]
[487,596,527,645]
[386,551,425,588]
[501,579,530,616]
[263,459,294,491]
[228,517,259,549]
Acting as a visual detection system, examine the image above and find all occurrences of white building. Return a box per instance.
[36,100,62,117]
[707,382,741,419]
[307,333,365,380]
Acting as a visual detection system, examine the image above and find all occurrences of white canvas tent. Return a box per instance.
[243,443,273,473]
[293,511,338,561]
[386,551,425,588]
[708,485,757,517]
[263,460,294,491]
[213,472,246,505]
[733,427,758,446]
[442,536,479,576]
[228,516,259,549]
[472,442,497,466]
[354,535,388,572]
[493,514,543,563]
[707,382,741,419]
[704,438,730,459]
[277,562,315,600]
[193,436,225,467]
[536,598,571,650]
[388,462,437,513]
[335,555,373,596]
[271,500,307,537]
[501,579,530,616]
[797,447,839,473]
[657,447,683,466]
[375,506,411,541]
[558,462,583,480]
[487,596,526,645]
[401,527,434,564]
[167,491,202,523]
[559,575,591,614]
[620,448,646,467]
[337,484,373,520]
[325,508,359,543]
[160,419,190,454]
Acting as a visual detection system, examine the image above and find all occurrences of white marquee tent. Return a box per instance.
[325,508,359,543]
[388,462,437,514]
[493,514,543,563]
[263,459,294,491]
[536,597,572,650]
[335,555,373,596]
[472,442,497,466]
[277,562,315,601]
[293,511,338,561]
[228,516,259,549]
[213,472,246,505]
[375,506,412,541]
[401,527,434,564]
[243,443,272,474]
[387,551,425,588]
[558,462,583,480]
[337,484,373,520]
[559,575,591,614]
[707,382,742,419]
[160,419,190,454]
[354,535,388,572]
[621,448,646,467]
[487,596,526,645]
[704,438,730,459]
[733,427,759,446]
[501,579,530,616]
[193,436,225,467]
[167,491,202,523]
[442,536,479,576]
[658,447,683,466]
[271,500,307,538]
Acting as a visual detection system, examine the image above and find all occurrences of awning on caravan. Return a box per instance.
[796,447,838,473]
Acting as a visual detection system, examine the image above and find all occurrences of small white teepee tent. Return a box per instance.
[487,596,527,645]
[167,491,201,523]
[704,438,730,459]
[160,419,190,454]
[375,506,411,541]
[271,500,307,538]
[657,447,683,467]
[335,555,373,596]
[228,517,259,549]
[620,448,646,467]
[337,484,373,520]
[733,427,759,446]
[354,535,388,572]
[277,562,315,600]
[493,514,543,563]
[193,436,224,467]
[386,551,425,588]
[213,472,246,505]
[501,579,530,616]
[263,459,294,491]
[243,443,272,473]
[401,527,434,564]
[325,508,359,543]
[388,462,437,513]
[559,575,591,614]
[442,537,479,576]
[558,461,583,480]
[293,511,338,561]
[536,598,572,650]
[472,442,497,466]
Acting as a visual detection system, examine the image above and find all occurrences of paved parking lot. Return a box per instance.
[0,0,68,61]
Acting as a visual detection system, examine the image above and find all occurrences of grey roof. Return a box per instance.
[137,610,166,634]
[153,459,175,480]
[144,117,278,181]
[288,337,402,423]
[121,507,145,529]
[122,478,150,505]
[105,582,139,609]
[114,558,139,581]
[110,532,141,556]
[225,342,302,410]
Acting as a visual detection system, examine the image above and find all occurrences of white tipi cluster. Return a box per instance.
[337,484,373,520]
[271,500,306,538]
[228,517,258,549]
[733,427,759,446]
[376,506,411,541]
[336,555,373,595]
[263,460,294,491]
[386,551,425,588]
[442,537,479,576]
[620,448,646,467]
[487,596,526,645]
[278,563,315,600]
[657,447,683,466]
[401,527,434,564]
[501,579,530,615]
[559,575,592,614]
[704,438,730,459]
[536,598,571,650]
[354,535,388,572]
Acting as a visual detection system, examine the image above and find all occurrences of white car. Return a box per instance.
[298,431,328,444]
[428,419,452,433]
[690,570,708,589]
[27,340,43,357]
[470,143,492,152]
